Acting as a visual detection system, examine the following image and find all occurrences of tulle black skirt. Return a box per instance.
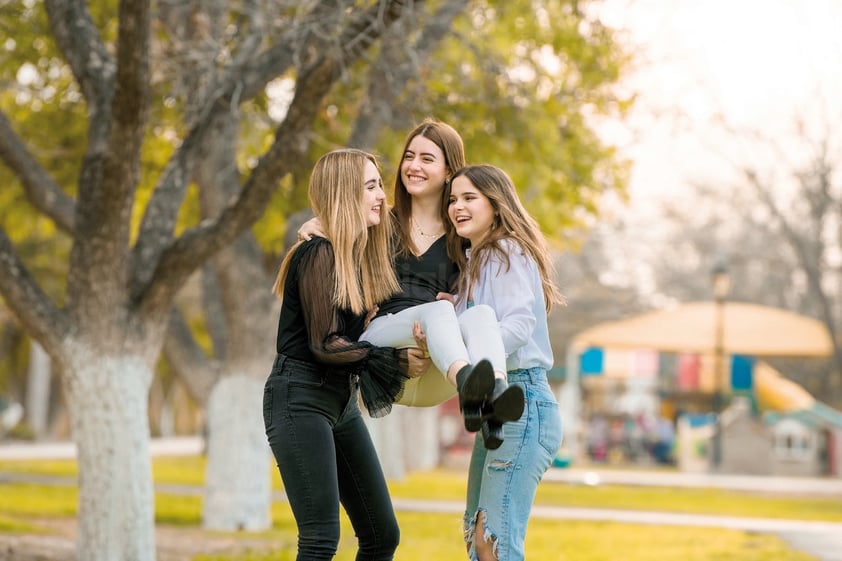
[356,346,410,418]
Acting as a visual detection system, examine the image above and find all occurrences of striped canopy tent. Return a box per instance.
[570,301,833,358]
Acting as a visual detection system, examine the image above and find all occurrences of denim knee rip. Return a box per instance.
[464,508,499,561]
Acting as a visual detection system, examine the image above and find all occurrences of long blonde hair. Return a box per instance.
[273,149,400,314]
[446,164,563,313]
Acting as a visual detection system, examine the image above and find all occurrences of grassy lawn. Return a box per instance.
[0,455,832,560]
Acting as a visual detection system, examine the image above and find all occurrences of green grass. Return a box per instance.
[387,468,842,522]
[0,459,78,478]
[535,482,842,521]
[0,456,831,560]
[0,513,43,533]
[0,482,78,517]
[3,457,840,522]
[187,509,813,561]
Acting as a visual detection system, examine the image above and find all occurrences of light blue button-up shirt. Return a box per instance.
[454,239,554,372]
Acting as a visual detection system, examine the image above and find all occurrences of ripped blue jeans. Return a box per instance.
[463,367,563,561]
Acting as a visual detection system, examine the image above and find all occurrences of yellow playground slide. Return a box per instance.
[753,361,814,413]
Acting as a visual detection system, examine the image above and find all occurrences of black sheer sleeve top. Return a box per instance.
[274,237,408,416]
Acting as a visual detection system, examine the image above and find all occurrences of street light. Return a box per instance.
[710,255,731,470]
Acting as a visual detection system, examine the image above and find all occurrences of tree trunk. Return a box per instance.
[402,407,440,471]
[367,407,443,479]
[62,344,156,561]
[202,373,270,531]
[25,340,51,439]
[366,408,407,480]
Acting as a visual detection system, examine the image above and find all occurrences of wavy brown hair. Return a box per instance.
[446,164,563,313]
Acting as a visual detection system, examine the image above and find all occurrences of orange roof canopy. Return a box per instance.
[571,301,832,357]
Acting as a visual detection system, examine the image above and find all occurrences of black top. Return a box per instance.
[375,235,459,318]
[274,237,408,417]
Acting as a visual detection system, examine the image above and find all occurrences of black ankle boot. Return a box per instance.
[455,359,494,432]
[486,378,525,424]
[481,418,504,450]
[478,380,524,450]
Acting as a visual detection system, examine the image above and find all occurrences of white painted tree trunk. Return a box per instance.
[402,407,440,471]
[62,346,156,561]
[366,407,407,480]
[25,340,51,439]
[202,374,271,531]
[367,406,444,479]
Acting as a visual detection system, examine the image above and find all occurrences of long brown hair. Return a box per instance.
[446,164,563,313]
[273,149,400,314]
[392,118,466,257]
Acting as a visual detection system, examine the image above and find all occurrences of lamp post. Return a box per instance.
[710,256,731,470]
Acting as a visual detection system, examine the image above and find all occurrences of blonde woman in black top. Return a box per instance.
[264,148,428,560]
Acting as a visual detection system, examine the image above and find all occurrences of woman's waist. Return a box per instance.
[375,294,437,317]
[272,353,356,380]
[506,366,550,384]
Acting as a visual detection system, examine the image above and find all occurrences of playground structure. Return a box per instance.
[560,302,842,476]
[675,360,842,476]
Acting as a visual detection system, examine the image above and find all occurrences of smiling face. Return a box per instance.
[448,175,495,245]
[362,159,386,227]
[400,135,449,200]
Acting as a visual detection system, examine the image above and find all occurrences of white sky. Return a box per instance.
[598,0,842,207]
[584,0,842,299]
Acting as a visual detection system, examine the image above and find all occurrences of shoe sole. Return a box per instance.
[461,359,495,432]
[481,420,504,450]
[487,385,524,424]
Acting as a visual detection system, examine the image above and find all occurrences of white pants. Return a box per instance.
[362,301,506,407]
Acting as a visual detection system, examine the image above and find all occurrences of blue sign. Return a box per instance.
[731,355,754,391]
[580,347,604,375]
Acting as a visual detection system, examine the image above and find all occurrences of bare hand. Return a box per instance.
[297,217,325,241]
[406,348,431,378]
[435,292,455,305]
[412,320,429,358]
[363,306,379,330]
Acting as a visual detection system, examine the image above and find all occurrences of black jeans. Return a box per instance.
[263,354,399,561]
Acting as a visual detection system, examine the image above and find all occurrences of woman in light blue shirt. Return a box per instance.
[446,164,564,561]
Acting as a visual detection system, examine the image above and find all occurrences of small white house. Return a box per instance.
[712,398,842,477]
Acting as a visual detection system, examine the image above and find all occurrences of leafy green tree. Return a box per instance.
[165,0,635,489]
[0,0,634,556]
[0,1,424,558]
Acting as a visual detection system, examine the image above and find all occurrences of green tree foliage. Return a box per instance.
[2,1,633,267]
[1,2,447,556]
[249,0,635,252]
[0,1,635,551]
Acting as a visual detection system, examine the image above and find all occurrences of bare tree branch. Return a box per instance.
[744,165,842,388]
[43,0,115,115]
[129,133,199,291]
[133,0,422,319]
[0,111,75,231]
[162,308,218,404]
[349,0,469,148]
[130,0,331,296]
[0,228,69,352]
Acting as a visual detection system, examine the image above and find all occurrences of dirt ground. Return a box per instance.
[0,518,285,561]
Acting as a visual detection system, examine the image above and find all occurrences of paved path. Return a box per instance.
[543,466,842,496]
[540,467,842,561]
[3,437,842,561]
[393,497,842,561]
